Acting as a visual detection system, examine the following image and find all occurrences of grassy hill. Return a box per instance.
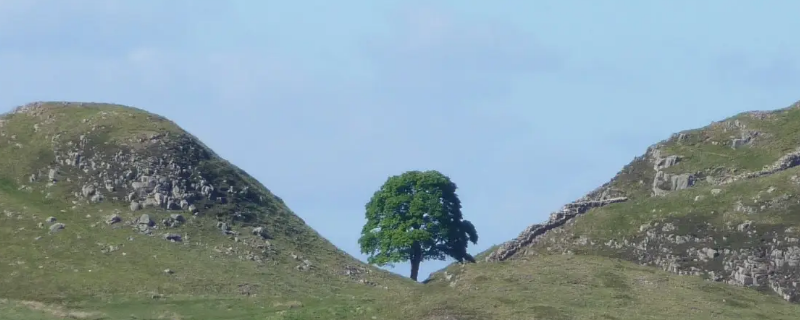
[432,101,800,305]
[0,102,412,318]
[2,101,800,319]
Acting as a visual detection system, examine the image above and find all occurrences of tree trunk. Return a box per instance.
[410,241,421,281]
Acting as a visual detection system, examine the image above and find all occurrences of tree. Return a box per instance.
[358,170,478,281]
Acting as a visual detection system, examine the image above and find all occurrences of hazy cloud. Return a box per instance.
[362,3,562,105]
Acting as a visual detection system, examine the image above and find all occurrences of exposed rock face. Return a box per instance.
[10,103,264,227]
[731,129,759,149]
[650,149,694,196]
[547,221,800,303]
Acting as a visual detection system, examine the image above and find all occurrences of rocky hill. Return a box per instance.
[429,100,800,304]
[3,101,800,319]
[0,102,417,317]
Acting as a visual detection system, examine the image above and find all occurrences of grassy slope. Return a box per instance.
[0,102,412,318]
[419,102,800,312]
[423,255,800,320]
[2,102,800,319]
[4,254,799,320]
[542,103,800,245]
[461,101,800,258]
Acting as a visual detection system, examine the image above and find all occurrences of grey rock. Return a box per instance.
[162,214,185,228]
[699,248,719,260]
[652,171,694,195]
[142,197,160,208]
[136,214,153,226]
[90,193,104,203]
[105,214,121,225]
[49,223,65,233]
[737,221,753,232]
[48,168,58,182]
[252,226,269,239]
[670,173,694,191]
[130,201,142,211]
[732,138,747,149]
[217,221,230,231]
[163,233,182,242]
[731,130,759,149]
[655,155,681,170]
[81,184,96,197]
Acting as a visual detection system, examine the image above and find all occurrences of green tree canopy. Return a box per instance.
[358,170,478,281]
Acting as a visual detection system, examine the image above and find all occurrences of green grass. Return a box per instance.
[568,160,800,241]
[413,255,800,320]
[659,106,800,175]
[5,254,799,320]
[0,299,93,320]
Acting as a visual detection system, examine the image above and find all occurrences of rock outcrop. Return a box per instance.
[572,220,800,302]
[10,102,264,225]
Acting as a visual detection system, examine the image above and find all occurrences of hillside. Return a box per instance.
[2,101,800,320]
[0,102,414,318]
[429,101,800,304]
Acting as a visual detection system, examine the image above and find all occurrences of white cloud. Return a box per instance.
[361,3,562,107]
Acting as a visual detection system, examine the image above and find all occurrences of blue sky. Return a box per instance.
[1,0,799,280]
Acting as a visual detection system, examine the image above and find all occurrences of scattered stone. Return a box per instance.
[737,221,753,232]
[136,214,153,226]
[48,168,58,182]
[162,214,185,228]
[130,201,142,211]
[134,214,154,233]
[163,233,182,242]
[252,226,269,239]
[216,221,235,235]
[105,214,121,225]
[48,223,65,233]
[45,216,56,223]
[296,259,313,271]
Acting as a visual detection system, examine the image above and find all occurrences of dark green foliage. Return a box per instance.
[358,170,478,280]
